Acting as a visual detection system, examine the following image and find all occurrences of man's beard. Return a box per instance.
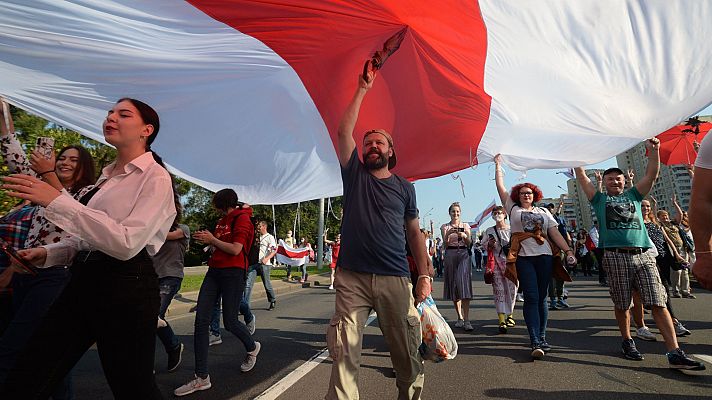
[364,150,388,170]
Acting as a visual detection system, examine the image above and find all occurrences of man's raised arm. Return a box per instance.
[575,167,597,201]
[634,138,661,197]
[336,70,376,166]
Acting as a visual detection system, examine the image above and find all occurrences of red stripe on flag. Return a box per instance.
[186,0,491,180]
[277,246,310,259]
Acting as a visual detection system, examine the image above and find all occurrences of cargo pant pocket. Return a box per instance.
[406,315,422,358]
[326,314,344,361]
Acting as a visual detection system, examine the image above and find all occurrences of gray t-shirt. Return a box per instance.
[152,224,190,279]
[338,149,418,276]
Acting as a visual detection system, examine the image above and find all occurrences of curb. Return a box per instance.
[165,271,332,318]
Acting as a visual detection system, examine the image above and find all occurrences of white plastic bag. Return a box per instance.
[416,295,458,362]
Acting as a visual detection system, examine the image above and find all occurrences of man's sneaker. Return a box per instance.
[464,321,474,331]
[246,314,256,335]
[516,293,524,302]
[622,339,644,361]
[208,333,222,346]
[539,340,552,353]
[682,293,697,299]
[174,375,211,397]
[505,316,516,327]
[241,341,261,372]
[667,348,706,371]
[268,301,276,311]
[557,299,570,308]
[548,300,559,311]
[454,319,464,328]
[531,345,545,359]
[328,284,334,290]
[672,292,682,298]
[166,343,184,372]
[675,321,692,337]
[636,326,657,342]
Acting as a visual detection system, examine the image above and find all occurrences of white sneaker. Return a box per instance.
[174,375,211,397]
[675,321,691,337]
[241,341,261,372]
[209,333,222,346]
[636,326,657,341]
[464,321,474,331]
[454,319,464,328]
[328,284,334,290]
[516,293,525,302]
[246,314,256,335]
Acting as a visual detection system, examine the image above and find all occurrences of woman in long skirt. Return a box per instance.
[441,202,473,331]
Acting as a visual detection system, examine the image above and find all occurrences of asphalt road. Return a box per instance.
[71,273,712,399]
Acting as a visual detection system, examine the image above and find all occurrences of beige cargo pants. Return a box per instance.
[325,268,424,400]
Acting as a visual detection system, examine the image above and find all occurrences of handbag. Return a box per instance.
[484,251,495,284]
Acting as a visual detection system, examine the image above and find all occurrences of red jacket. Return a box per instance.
[208,207,254,269]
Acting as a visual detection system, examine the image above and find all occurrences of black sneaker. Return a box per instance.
[167,343,184,372]
[268,300,276,311]
[498,322,507,334]
[667,348,706,371]
[539,340,552,353]
[622,339,644,361]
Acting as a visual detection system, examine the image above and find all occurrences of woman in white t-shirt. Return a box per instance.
[440,202,474,331]
[494,155,575,359]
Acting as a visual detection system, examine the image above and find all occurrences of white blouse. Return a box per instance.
[42,152,176,266]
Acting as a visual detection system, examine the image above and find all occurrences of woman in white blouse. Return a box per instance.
[1,98,175,399]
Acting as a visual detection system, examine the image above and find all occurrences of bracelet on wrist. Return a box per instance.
[38,170,55,176]
[417,275,432,281]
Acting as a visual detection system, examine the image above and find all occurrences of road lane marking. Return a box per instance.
[694,354,712,366]
[253,313,378,400]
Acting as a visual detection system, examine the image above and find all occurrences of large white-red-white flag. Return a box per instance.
[2,1,712,204]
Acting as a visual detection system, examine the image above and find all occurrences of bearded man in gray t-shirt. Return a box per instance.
[324,68,431,400]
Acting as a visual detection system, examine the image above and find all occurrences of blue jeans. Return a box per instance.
[0,267,74,399]
[245,263,276,303]
[210,296,252,336]
[194,268,256,378]
[156,276,182,352]
[516,255,553,346]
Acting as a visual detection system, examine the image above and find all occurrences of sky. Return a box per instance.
[414,104,712,237]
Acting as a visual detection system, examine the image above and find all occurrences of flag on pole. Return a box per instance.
[276,240,312,266]
[556,169,575,179]
[468,199,498,230]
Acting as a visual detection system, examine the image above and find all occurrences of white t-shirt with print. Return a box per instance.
[695,133,712,169]
[505,197,558,256]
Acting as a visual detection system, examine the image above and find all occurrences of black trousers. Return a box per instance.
[0,250,162,400]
